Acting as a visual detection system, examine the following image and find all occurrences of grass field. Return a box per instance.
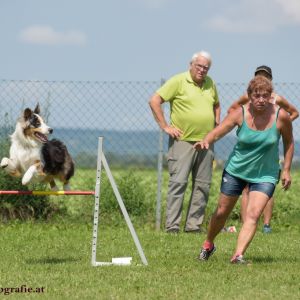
[0,168,299,299]
[0,223,299,299]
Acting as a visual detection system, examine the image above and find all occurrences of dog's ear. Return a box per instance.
[34,103,40,115]
[24,108,33,120]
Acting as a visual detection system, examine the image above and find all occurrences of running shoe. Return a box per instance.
[198,245,216,261]
[262,224,272,234]
[231,254,247,264]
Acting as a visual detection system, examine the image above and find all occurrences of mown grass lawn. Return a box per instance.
[0,168,299,299]
[0,222,299,300]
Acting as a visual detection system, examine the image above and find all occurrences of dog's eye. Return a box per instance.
[30,115,41,127]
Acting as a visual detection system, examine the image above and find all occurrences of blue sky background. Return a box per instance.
[1,0,300,83]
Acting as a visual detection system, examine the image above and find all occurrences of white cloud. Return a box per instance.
[275,0,300,22]
[19,25,87,46]
[204,0,300,33]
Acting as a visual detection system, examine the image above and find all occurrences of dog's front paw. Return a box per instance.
[22,165,37,185]
[1,157,9,168]
[22,174,32,185]
[22,178,30,185]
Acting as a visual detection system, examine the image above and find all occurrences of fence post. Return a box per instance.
[155,129,164,231]
[155,78,165,231]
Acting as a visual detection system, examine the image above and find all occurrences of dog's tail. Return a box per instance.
[41,139,74,179]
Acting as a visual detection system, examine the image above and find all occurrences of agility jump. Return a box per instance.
[0,137,148,267]
[0,190,95,195]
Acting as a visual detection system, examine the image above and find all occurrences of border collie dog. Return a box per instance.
[1,104,74,191]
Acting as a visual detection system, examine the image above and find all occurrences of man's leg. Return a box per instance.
[165,139,195,232]
[185,147,214,232]
[262,197,274,233]
[184,181,210,231]
[166,181,188,232]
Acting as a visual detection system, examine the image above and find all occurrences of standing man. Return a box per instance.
[149,51,220,233]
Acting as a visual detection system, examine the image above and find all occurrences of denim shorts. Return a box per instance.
[220,170,276,198]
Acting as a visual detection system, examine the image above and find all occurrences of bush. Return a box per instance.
[100,170,148,217]
[0,170,62,221]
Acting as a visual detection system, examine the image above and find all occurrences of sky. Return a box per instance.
[1,0,300,83]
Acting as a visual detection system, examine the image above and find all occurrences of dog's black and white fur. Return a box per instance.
[0,104,74,190]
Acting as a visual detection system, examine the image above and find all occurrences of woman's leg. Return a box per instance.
[199,193,239,260]
[206,193,239,243]
[240,185,250,223]
[199,170,245,261]
[233,191,269,257]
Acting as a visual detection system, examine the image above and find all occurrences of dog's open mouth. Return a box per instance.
[34,132,48,143]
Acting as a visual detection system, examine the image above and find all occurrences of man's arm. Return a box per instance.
[278,109,294,190]
[276,95,299,121]
[227,94,249,114]
[149,93,183,138]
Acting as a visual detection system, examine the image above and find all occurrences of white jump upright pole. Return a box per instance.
[91,137,148,266]
[91,137,111,266]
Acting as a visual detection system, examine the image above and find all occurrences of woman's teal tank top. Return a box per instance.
[225,106,281,184]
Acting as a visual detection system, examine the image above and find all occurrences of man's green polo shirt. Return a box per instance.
[157,71,219,141]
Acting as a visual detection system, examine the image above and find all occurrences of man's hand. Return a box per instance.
[163,125,183,139]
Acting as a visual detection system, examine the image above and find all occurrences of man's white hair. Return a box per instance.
[191,51,212,66]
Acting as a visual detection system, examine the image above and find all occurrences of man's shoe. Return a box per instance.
[262,224,272,234]
[198,245,216,261]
